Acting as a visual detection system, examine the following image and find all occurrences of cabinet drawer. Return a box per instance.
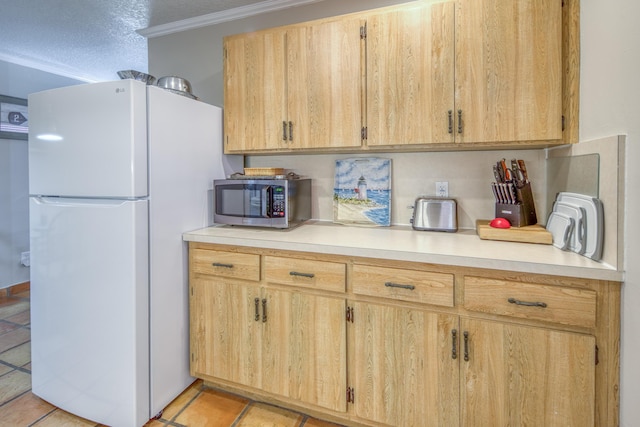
[191,248,260,281]
[352,264,454,307]
[264,256,346,292]
[463,276,597,328]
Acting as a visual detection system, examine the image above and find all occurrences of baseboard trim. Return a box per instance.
[1,281,30,297]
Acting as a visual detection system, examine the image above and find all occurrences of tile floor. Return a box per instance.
[0,285,344,427]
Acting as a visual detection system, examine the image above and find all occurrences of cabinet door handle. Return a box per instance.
[254,298,260,321]
[448,110,453,134]
[289,271,315,279]
[463,331,469,362]
[262,298,267,323]
[384,282,415,290]
[508,297,548,308]
[212,262,233,268]
[282,121,287,141]
[457,109,463,134]
[288,121,293,141]
[451,329,458,359]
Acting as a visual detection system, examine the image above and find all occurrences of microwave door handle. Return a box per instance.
[261,186,270,218]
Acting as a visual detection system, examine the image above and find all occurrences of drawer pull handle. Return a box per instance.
[254,298,260,321]
[463,331,469,362]
[212,262,234,269]
[385,282,415,290]
[290,271,315,279]
[262,298,267,323]
[451,329,458,359]
[508,297,547,308]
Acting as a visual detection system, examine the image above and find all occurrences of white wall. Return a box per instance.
[580,2,640,425]
[0,60,82,288]
[148,0,639,423]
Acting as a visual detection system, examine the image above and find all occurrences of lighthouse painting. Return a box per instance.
[333,157,391,226]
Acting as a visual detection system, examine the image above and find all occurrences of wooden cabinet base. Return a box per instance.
[189,243,620,427]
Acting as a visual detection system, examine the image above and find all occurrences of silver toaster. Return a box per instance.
[411,197,457,232]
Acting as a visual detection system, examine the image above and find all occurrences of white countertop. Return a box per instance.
[183,221,623,282]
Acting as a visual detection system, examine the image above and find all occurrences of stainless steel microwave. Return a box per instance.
[213,178,311,228]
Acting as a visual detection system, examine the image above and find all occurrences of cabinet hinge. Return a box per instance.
[595,345,599,365]
[562,115,566,131]
[361,127,367,140]
[346,306,354,323]
[346,386,355,403]
[360,24,367,39]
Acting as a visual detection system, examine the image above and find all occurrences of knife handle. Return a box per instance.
[517,159,529,182]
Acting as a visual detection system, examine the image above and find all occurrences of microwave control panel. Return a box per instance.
[271,186,286,217]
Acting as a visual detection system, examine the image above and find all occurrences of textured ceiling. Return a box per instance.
[0,0,298,82]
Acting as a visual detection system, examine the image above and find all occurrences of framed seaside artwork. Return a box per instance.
[333,157,391,227]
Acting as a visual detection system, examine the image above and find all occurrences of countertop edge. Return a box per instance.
[183,223,623,282]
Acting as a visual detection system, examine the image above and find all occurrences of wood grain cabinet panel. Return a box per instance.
[191,248,260,281]
[455,0,564,144]
[352,263,454,307]
[264,255,346,292]
[351,301,459,426]
[460,318,595,427]
[463,276,597,328]
[364,1,455,147]
[224,17,362,152]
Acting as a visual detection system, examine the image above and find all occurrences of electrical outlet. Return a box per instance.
[436,181,449,197]
[20,251,30,267]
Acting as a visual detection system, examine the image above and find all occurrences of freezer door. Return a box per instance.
[28,80,148,198]
[30,196,149,427]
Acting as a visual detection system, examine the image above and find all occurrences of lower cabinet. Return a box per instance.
[188,243,619,427]
[351,301,459,426]
[460,318,595,427]
[190,247,347,412]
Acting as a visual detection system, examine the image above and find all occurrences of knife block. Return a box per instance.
[495,182,537,227]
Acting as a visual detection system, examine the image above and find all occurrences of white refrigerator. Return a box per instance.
[28,80,242,427]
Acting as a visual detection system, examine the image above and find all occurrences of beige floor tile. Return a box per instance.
[6,308,31,325]
[0,342,31,367]
[0,300,30,320]
[174,387,249,426]
[0,391,55,426]
[0,364,12,376]
[32,408,99,426]
[160,379,203,421]
[0,369,31,405]
[236,402,303,427]
[0,328,30,353]
[0,319,19,335]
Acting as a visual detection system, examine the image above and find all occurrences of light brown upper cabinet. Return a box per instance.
[454,0,564,145]
[364,1,456,147]
[223,0,578,153]
[223,17,362,153]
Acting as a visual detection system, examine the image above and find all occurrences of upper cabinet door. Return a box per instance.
[286,18,363,150]
[455,0,563,144]
[223,29,287,152]
[365,1,455,146]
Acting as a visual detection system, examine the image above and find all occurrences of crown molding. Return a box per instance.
[137,0,324,38]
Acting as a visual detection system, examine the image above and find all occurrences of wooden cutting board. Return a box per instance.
[476,220,552,244]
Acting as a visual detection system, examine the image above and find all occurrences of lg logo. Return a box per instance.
[115,88,126,93]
